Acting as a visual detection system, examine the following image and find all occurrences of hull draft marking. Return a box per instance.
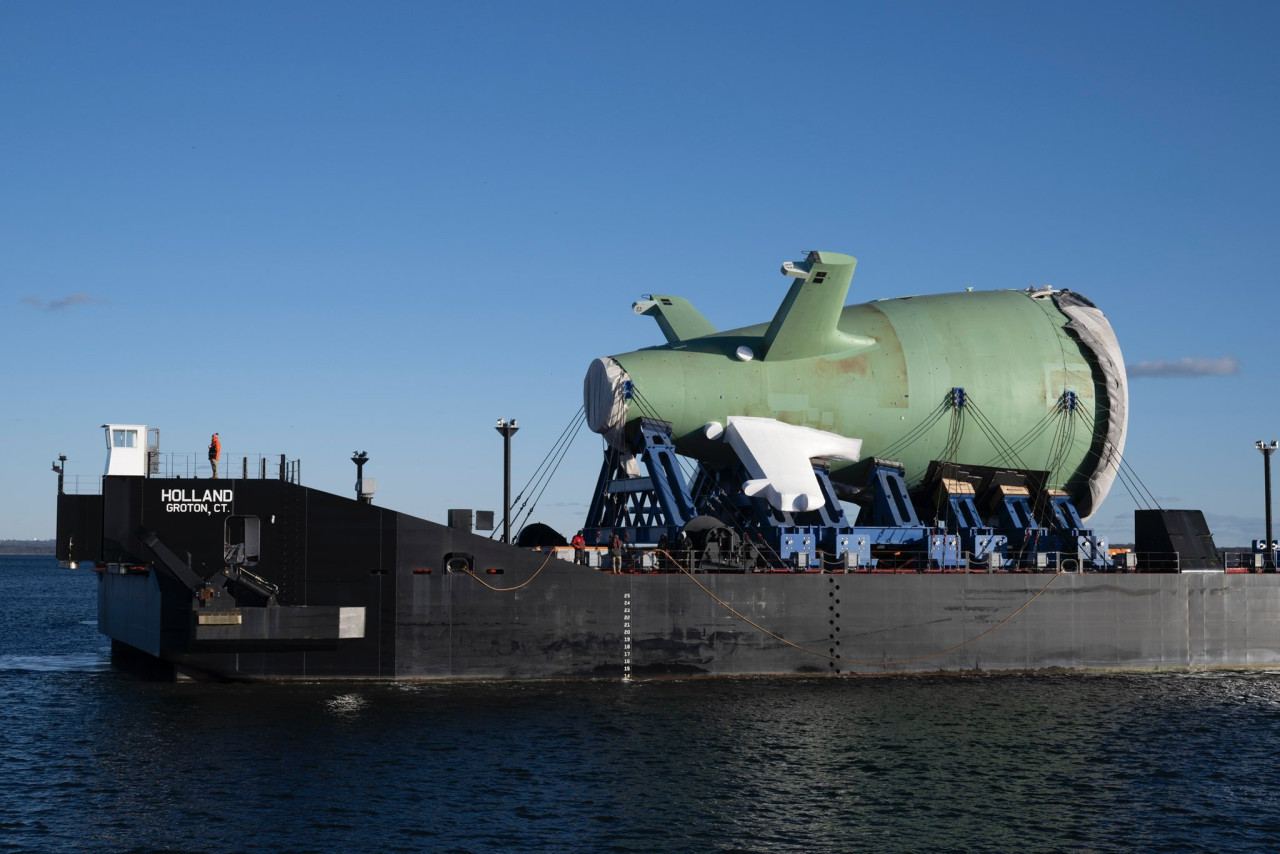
[623,591,632,680]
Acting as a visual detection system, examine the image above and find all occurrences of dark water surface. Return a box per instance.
[4,555,1280,852]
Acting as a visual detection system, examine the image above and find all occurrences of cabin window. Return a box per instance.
[225,515,262,567]
[110,429,138,449]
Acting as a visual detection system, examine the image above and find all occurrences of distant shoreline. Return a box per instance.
[0,540,55,555]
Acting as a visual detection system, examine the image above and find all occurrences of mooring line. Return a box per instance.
[462,545,1063,666]
[462,549,555,591]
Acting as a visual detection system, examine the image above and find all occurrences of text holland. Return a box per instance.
[161,488,234,514]
[160,489,234,503]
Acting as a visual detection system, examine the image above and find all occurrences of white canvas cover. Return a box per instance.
[1053,291,1128,519]
[583,356,630,452]
[721,416,863,513]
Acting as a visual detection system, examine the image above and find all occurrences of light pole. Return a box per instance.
[496,418,519,543]
[351,451,370,504]
[52,454,67,495]
[1257,440,1277,570]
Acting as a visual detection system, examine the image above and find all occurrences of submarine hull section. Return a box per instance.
[587,287,1126,519]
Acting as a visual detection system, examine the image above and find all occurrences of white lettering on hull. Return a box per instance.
[160,488,234,515]
[160,489,234,503]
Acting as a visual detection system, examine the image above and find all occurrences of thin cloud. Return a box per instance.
[20,292,104,312]
[1126,356,1239,378]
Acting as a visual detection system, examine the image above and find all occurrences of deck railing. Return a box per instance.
[58,452,302,495]
[1223,552,1267,572]
[533,545,1242,575]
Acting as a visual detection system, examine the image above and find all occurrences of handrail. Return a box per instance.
[57,452,303,494]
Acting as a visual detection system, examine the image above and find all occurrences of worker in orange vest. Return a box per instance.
[209,432,220,479]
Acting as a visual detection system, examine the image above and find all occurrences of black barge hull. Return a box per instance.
[62,476,1280,680]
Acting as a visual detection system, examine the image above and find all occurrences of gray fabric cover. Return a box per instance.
[1052,290,1128,519]
[584,356,630,452]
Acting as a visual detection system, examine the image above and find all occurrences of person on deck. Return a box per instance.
[208,432,220,479]
[609,532,623,573]
[571,530,586,565]
[676,529,692,569]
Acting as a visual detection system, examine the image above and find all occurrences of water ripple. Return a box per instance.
[8,557,1280,851]
[0,653,110,672]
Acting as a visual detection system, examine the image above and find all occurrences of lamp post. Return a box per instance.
[1257,440,1277,570]
[52,454,67,495]
[351,451,369,504]
[495,419,519,543]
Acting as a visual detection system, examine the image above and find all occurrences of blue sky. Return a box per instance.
[3,2,1277,547]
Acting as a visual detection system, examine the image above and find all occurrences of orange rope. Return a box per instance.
[463,544,1063,666]
[463,549,556,591]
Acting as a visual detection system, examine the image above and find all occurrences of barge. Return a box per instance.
[54,251,1280,680]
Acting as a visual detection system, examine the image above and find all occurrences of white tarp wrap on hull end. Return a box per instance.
[721,416,863,513]
[1052,291,1128,520]
[583,356,630,452]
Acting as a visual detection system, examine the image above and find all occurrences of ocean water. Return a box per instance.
[3,555,1280,853]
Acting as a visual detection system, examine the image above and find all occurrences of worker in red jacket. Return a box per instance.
[208,432,220,479]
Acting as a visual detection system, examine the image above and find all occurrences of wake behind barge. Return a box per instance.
[55,251,1280,680]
